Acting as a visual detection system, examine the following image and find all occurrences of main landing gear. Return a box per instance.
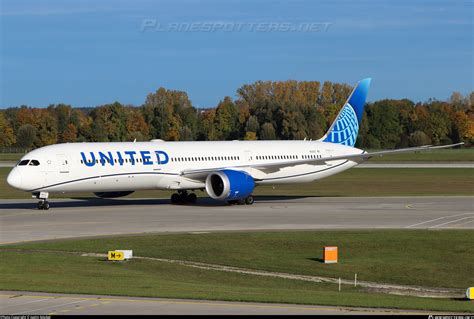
[170,191,197,205]
[228,195,254,206]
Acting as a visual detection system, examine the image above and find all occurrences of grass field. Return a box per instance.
[367,148,473,162]
[0,153,24,162]
[1,230,473,312]
[1,148,472,163]
[1,167,473,199]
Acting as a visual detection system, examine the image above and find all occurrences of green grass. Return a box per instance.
[1,167,473,199]
[2,251,472,312]
[368,148,474,162]
[0,153,24,162]
[1,230,473,312]
[5,230,471,289]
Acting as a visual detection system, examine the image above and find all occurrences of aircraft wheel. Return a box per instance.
[187,193,197,204]
[171,193,180,204]
[178,192,188,204]
[245,196,254,205]
[37,200,50,210]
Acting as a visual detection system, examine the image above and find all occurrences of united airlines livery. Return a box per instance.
[7,78,462,209]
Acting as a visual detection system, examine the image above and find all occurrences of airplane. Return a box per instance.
[7,78,463,210]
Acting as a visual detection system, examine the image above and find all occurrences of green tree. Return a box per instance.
[244,131,257,140]
[143,88,195,140]
[260,122,276,140]
[16,124,37,148]
[245,115,259,133]
[366,101,402,148]
[214,97,239,140]
[0,112,16,147]
[428,110,450,145]
[91,102,127,142]
[408,131,432,146]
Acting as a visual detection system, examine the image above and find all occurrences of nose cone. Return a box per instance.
[7,168,22,189]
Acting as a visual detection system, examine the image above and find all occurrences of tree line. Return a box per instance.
[0,80,472,150]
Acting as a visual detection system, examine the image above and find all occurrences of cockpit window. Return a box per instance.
[18,160,30,166]
[29,160,40,166]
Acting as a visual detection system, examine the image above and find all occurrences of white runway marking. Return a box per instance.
[1,197,473,243]
[405,213,474,228]
[0,292,435,315]
[12,299,88,315]
[0,297,52,310]
[429,216,474,229]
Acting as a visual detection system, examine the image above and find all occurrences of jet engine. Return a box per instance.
[205,170,254,201]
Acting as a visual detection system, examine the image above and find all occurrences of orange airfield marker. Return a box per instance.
[323,246,338,264]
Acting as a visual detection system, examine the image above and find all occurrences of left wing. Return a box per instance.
[180,143,464,180]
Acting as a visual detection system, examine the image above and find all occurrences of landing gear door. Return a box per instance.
[57,154,70,173]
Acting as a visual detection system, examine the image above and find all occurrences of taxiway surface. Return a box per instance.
[1,196,472,244]
[0,291,448,315]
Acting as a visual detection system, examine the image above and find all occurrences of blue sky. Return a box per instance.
[1,0,472,108]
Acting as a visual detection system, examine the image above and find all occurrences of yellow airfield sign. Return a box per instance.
[108,251,125,261]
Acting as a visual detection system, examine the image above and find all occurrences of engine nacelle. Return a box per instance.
[205,170,255,201]
[94,191,134,198]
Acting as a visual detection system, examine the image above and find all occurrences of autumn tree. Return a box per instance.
[125,107,149,141]
[143,88,195,141]
[90,102,127,142]
[260,122,276,140]
[16,124,36,148]
[0,112,16,147]
[214,96,239,140]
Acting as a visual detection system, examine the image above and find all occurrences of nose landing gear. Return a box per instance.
[34,192,50,210]
[37,199,50,210]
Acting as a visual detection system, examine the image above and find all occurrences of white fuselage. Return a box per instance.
[7,140,362,194]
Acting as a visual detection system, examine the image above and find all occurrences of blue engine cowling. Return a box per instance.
[205,170,254,201]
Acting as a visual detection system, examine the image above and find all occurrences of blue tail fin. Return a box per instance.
[320,78,371,147]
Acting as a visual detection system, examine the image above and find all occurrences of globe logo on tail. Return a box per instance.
[323,103,359,146]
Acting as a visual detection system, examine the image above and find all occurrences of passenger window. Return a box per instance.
[18,160,30,166]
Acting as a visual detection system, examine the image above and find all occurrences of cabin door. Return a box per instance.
[244,150,253,163]
[57,154,70,173]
